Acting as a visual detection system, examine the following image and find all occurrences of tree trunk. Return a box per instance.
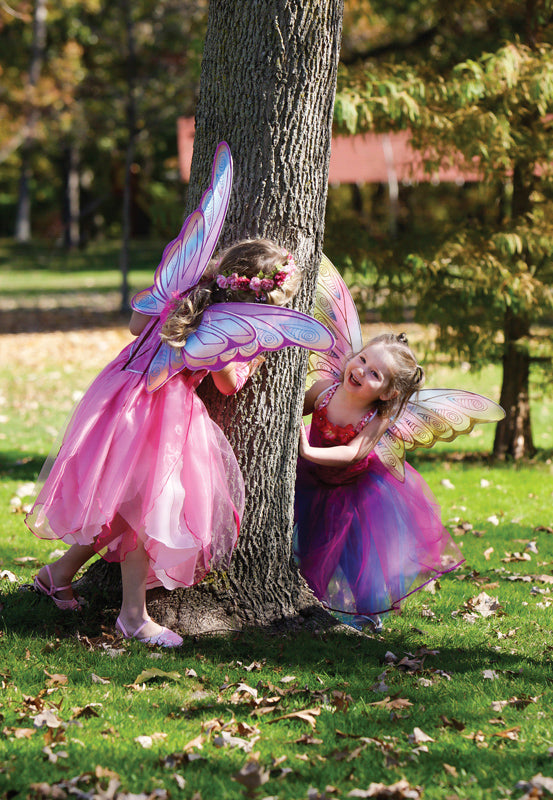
[14,0,47,242]
[119,0,138,313]
[493,308,535,459]
[492,159,535,460]
[95,0,344,635]
[63,143,80,249]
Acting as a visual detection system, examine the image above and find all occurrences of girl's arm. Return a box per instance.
[299,413,390,467]
[129,311,151,336]
[211,356,265,395]
[303,378,334,415]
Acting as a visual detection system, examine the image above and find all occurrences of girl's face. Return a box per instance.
[343,343,397,406]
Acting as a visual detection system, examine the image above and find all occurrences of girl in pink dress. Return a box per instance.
[26,238,304,647]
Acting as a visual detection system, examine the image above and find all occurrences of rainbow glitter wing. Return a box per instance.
[144,303,335,389]
[307,253,364,387]
[375,389,505,481]
[132,142,232,316]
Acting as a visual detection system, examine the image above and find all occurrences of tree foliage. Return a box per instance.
[335,0,553,458]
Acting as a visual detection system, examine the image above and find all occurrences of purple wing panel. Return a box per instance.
[307,254,364,386]
[132,211,204,315]
[179,303,335,372]
[131,142,233,316]
[199,143,233,266]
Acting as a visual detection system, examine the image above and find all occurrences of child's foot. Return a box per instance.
[353,614,383,633]
[115,616,183,648]
[33,564,82,611]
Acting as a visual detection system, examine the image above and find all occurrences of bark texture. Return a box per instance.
[176,0,345,632]
[493,309,535,460]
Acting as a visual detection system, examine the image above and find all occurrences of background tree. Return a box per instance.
[143,0,346,634]
[332,0,553,460]
[0,0,207,244]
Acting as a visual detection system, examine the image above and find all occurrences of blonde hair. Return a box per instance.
[364,332,425,419]
[160,238,301,349]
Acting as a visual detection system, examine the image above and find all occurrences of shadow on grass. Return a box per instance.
[2,579,547,683]
[0,306,131,334]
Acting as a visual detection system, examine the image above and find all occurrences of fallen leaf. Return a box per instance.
[515,774,553,795]
[267,708,321,728]
[493,726,520,740]
[408,727,434,744]
[502,551,532,562]
[232,753,270,790]
[44,671,68,688]
[347,778,422,798]
[33,709,63,729]
[133,668,181,684]
[440,715,465,731]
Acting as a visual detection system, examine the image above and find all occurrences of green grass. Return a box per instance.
[1,253,553,799]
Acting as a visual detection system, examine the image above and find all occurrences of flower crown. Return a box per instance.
[215,252,297,298]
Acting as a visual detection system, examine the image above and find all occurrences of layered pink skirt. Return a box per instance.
[26,342,244,589]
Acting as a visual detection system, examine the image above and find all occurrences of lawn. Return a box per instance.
[1,246,553,800]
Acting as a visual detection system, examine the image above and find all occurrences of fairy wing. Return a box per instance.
[375,389,505,481]
[145,303,335,391]
[132,142,233,316]
[307,253,363,387]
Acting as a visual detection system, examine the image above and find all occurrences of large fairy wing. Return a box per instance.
[307,253,364,387]
[144,313,258,392]
[144,303,335,390]
[181,304,335,371]
[132,142,233,316]
[375,389,505,481]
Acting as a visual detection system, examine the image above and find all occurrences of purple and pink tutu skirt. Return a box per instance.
[294,443,464,618]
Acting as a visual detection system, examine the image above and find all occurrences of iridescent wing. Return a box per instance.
[132,142,232,316]
[375,389,505,481]
[145,303,335,391]
[307,253,364,387]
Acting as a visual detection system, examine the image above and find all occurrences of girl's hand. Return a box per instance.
[298,423,310,458]
[247,355,265,378]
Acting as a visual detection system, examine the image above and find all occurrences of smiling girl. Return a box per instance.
[294,332,464,631]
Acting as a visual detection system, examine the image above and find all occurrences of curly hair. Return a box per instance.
[160,239,301,349]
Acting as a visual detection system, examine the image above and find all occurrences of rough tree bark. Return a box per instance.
[15,0,47,242]
[493,308,535,460]
[493,161,536,460]
[83,0,345,634]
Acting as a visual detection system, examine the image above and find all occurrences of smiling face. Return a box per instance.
[343,343,398,407]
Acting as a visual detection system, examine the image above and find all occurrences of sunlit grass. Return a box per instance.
[1,259,553,799]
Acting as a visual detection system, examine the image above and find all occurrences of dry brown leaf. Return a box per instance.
[267,708,321,728]
[183,733,204,752]
[440,715,465,731]
[369,696,413,711]
[232,753,270,790]
[347,778,422,798]
[502,551,532,563]
[44,671,68,688]
[408,727,435,744]
[493,726,521,740]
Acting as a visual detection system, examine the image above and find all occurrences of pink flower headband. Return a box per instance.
[215,252,297,298]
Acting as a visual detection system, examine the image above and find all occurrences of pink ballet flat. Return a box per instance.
[115,616,183,648]
[33,565,82,611]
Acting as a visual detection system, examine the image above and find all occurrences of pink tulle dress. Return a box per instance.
[26,323,245,590]
[294,384,464,619]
